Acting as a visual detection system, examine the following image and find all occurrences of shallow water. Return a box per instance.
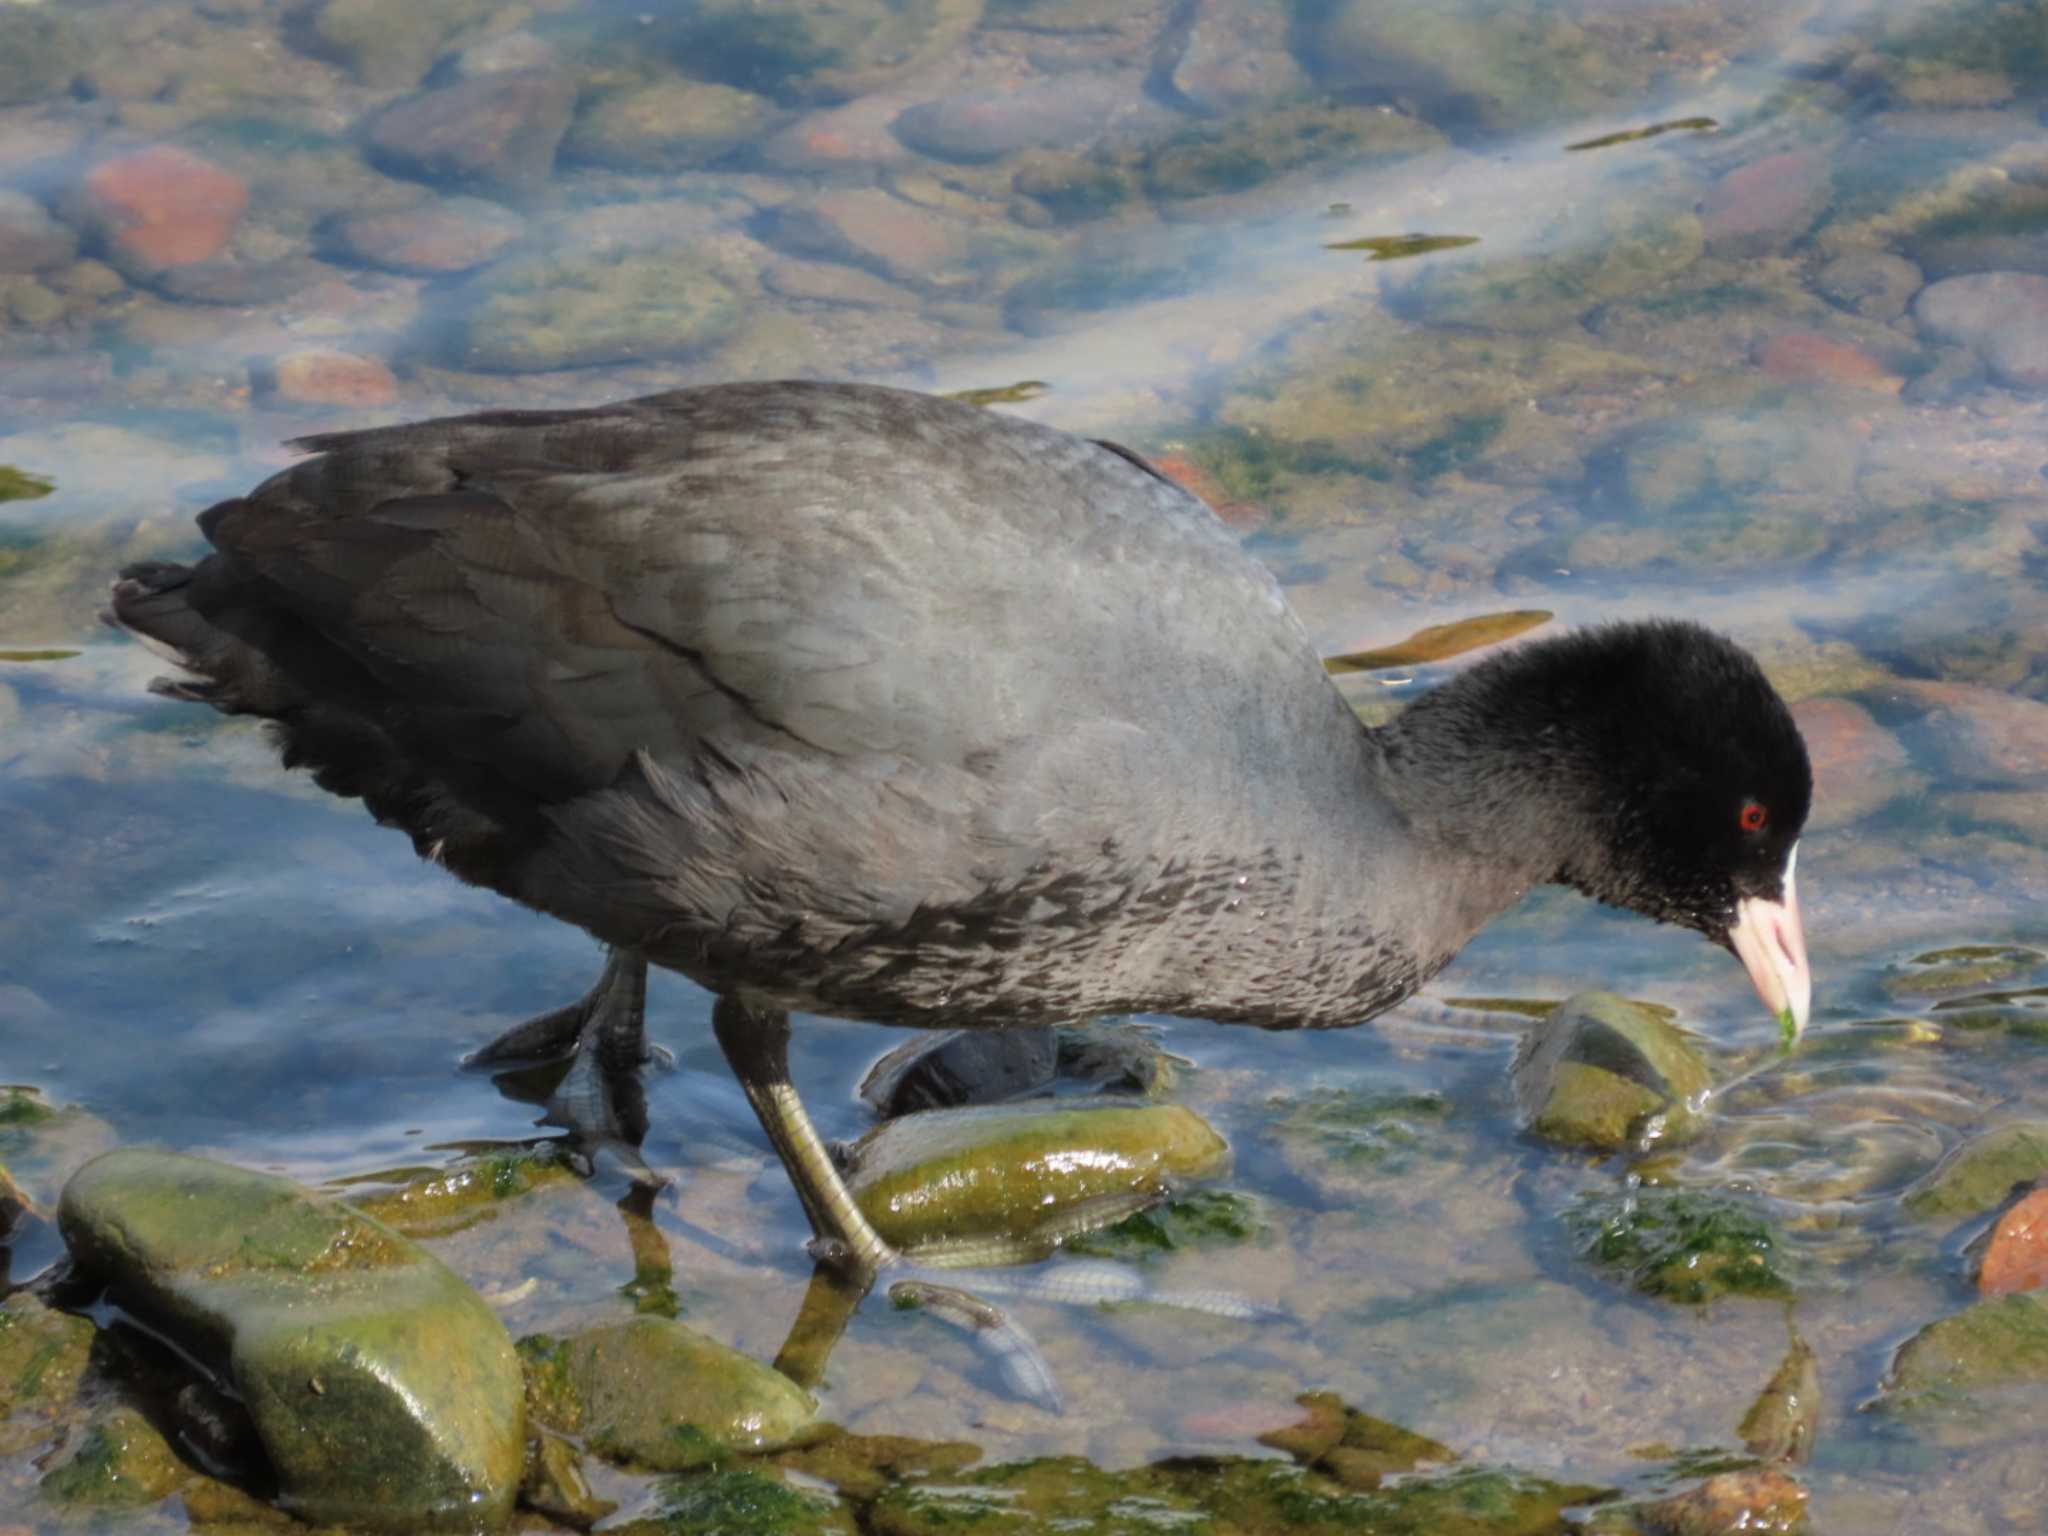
[3,0,2047,1530]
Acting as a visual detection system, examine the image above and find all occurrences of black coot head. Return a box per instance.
[1534,621,1813,1031]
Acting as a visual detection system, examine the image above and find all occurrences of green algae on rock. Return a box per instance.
[1568,1186,1791,1304]
[0,1292,95,1452]
[564,80,779,171]
[1143,100,1446,205]
[1903,1122,2048,1221]
[40,1403,193,1508]
[1739,1333,1820,1465]
[1883,945,2045,997]
[641,1463,857,1535]
[845,1102,1228,1251]
[1258,1390,1456,1491]
[518,1316,815,1471]
[1884,1291,2048,1404]
[329,1145,578,1239]
[435,249,742,371]
[57,1150,525,1530]
[774,1430,982,1502]
[1062,1187,1267,1265]
[1512,992,1713,1153]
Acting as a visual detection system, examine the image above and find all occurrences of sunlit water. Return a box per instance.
[3,0,2047,1530]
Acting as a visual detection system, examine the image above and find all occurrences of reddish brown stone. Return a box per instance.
[1644,1467,1808,1535]
[326,198,524,275]
[1757,332,1902,394]
[1893,681,2048,781]
[1979,1186,2048,1297]
[1701,151,1829,255]
[1790,696,1915,829]
[80,146,247,271]
[264,349,398,408]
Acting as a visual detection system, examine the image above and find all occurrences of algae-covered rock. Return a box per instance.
[0,1291,95,1447]
[1568,1186,1791,1303]
[565,80,778,171]
[1269,1084,1453,1202]
[869,1454,1604,1536]
[40,1403,192,1507]
[1258,1390,1456,1490]
[1903,1122,2048,1221]
[1739,1334,1820,1464]
[1512,992,1713,1152]
[773,1429,981,1501]
[1884,945,2043,997]
[522,1426,618,1529]
[641,1463,857,1534]
[0,466,56,503]
[436,249,741,371]
[519,1317,814,1471]
[330,1146,578,1239]
[58,1150,524,1530]
[1884,1291,2048,1403]
[845,1102,1229,1250]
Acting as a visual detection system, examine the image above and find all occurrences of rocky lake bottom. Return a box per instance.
[4,0,2048,1531]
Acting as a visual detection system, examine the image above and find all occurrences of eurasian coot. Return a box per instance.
[108,380,1811,1275]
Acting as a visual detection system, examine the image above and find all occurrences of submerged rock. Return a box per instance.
[0,10,86,106]
[519,1317,815,1471]
[647,1463,856,1535]
[40,1403,192,1508]
[331,1145,578,1239]
[566,80,778,171]
[1568,1186,1791,1303]
[1904,1122,2048,1221]
[845,1102,1229,1251]
[73,146,248,277]
[1975,1184,2048,1297]
[58,1150,525,1530]
[1512,992,1712,1153]
[0,1292,95,1450]
[1257,1390,1455,1490]
[663,0,981,104]
[0,191,78,275]
[1145,99,1445,207]
[1885,1291,2048,1402]
[369,71,576,192]
[301,0,495,87]
[521,1426,618,1529]
[434,249,741,371]
[1914,271,2048,391]
[1640,1467,1808,1536]
[322,198,526,275]
[1739,1333,1821,1464]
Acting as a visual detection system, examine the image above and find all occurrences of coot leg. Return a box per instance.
[467,949,658,1175]
[711,995,899,1276]
[467,948,649,1067]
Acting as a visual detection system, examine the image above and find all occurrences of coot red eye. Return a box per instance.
[1739,800,1768,832]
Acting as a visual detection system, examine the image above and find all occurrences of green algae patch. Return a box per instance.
[58,1150,524,1530]
[0,1292,94,1447]
[1513,992,1713,1153]
[331,1146,577,1238]
[1064,1188,1267,1264]
[644,1463,855,1535]
[1568,1188,1790,1304]
[40,1403,192,1508]
[1883,1292,2048,1405]
[847,1103,1228,1250]
[518,1317,815,1471]
[1903,1122,2048,1221]
[868,1454,1607,1536]
[0,466,54,502]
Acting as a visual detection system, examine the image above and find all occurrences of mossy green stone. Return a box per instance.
[1513,992,1713,1152]
[1887,1292,2048,1400]
[1569,1187,1790,1304]
[1904,1122,2048,1221]
[0,1292,94,1432]
[646,1464,856,1535]
[332,1149,577,1238]
[1064,1188,1266,1264]
[1144,101,1445,202]
[518,1316,815,1470]
[0,466,56,502]
[847,1103,1229,1249]
[58,1150,524,1530]
[442,251,742,372]
[40,1404,191,1507]
[565,81,776,170]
